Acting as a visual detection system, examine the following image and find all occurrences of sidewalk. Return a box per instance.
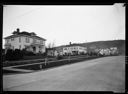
[3,67,34,72]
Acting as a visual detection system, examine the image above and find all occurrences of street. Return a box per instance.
[3,56,125,92]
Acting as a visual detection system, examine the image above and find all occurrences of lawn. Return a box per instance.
[13,56,101,71]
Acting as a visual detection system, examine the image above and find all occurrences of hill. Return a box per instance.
[80,40,125,55]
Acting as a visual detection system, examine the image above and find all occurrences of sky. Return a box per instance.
[3,3,125,48]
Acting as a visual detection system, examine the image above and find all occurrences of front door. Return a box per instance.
[33,46,36,52]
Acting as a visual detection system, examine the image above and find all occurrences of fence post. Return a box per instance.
[45,57,48,65]
[40,64,42,69]
[68,54,70,62]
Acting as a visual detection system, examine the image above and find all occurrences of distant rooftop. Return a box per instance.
[4,28,46,41]
[4,34,46,41]
[54,44,85,49]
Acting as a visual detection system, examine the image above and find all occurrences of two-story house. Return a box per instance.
[53,44,87,56]
[4,29,46,54]
[62,44,87,55]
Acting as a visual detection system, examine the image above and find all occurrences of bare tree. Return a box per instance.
[47,41,56,48]
[47,42,52,48]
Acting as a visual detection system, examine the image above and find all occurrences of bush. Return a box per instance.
[14,49,24,60]
[56,55,63,60]
[5,49,14,61]
[2,54,6,62]
[5,49,23,61]
[21,49,35,56]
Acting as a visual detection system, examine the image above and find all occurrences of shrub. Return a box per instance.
[56,55,63,60]
[2,54,6,62]
[5,49,14,61]
[21,49,35,56]
[5,49,23,61]
[14,49,24,60]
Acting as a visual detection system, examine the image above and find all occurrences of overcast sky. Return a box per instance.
[3,3,125,48]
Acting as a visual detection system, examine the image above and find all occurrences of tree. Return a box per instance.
[47,40,56,49]
[5,49,14,61]
[51,41,55,48]
[47,42,52,48]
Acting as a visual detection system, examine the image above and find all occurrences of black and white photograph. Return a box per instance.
[2,3,126,92]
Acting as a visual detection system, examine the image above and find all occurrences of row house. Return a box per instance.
[109,47,118,55]
[98,47,118,55]
[4,29,46,54]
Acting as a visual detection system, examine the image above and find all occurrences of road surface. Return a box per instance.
[3,56,125,92]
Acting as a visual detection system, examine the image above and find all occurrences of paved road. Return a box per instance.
[3,56,125,92]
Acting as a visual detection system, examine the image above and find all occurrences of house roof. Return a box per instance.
[64,44,85,47]
[4,34,46,41]
[53,44,86,51]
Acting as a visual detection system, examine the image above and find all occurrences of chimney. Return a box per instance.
[69,42,71,45]
[17,28,20,32]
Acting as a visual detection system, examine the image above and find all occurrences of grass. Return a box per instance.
[3,55,87,67]
[3,59,46,67]
[14,56,101,71]
[3,69,28,75]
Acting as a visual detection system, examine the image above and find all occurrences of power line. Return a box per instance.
[16,7,41,19]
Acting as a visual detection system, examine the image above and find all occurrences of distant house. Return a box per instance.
[98,47,118,56]
[47,48,58,56]
[99,48,111,55]
[4,28,46,54]
[63,45,87,55]
[110,47,118,55]
[54,44,87,56]
[55,46,64,56]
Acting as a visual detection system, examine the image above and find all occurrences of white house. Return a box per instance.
[110,47,118,55]
[47,44,87,56]
[98,47,118,56]
[4,29,46,54]
[62,45,87,55]
[99,48,111,55]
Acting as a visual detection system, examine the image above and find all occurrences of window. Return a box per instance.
[11,38,14,41]
[12,46,14,50]
[24,45,27,49]
[6,39,9,43]
[26,37,30,43]
[19,45,21,49]
[19,37,21,42]
[40,40,43,44]
[33,39,36,43]
[64,48,67,50]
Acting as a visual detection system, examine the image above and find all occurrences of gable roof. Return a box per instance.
[4,34,46,41]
